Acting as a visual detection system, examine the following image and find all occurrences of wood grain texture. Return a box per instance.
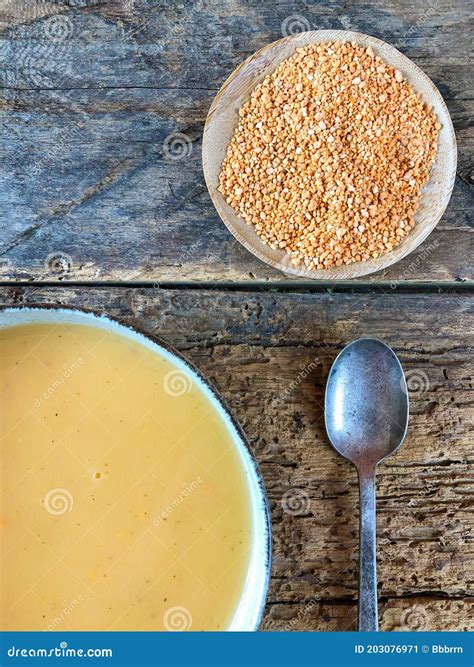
[1,285,472,631]
[0,0,472,284]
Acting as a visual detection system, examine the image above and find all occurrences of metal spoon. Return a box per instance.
[324,338,409,631]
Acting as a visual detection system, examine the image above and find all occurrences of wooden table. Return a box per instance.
[1,0,472,631]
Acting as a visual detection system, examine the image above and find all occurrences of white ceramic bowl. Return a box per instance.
[203,30,457,280]
[0,306,272,631]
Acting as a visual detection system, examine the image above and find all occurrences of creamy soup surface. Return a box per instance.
[0,322,253,631]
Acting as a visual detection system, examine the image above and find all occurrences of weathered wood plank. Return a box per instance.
[0,0,472,283]
[263,598,474,632]
[1,286,472,630]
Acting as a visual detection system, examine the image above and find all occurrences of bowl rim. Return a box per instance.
[0,304,272,631]
[203,29,457,281]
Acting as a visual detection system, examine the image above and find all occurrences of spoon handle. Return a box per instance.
[358,470,378,631]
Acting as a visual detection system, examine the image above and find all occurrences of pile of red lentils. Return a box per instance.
[219,41,440,270]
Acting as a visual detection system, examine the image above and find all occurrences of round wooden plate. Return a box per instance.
[202,30,457,280]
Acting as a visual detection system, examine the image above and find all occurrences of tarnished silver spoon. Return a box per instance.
[325,338,409,631]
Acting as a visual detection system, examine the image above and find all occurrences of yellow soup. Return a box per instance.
[0,322,253,631]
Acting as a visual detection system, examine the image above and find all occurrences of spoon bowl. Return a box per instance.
[325,338,409,471]
[325,338,409,631]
